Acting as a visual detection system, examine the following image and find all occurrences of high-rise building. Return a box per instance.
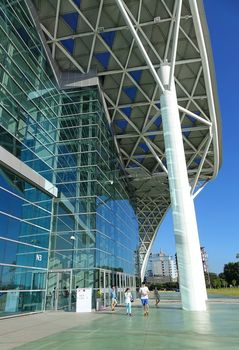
[201,247,209,274]
[175,248,211,287]
[0,0,221,314]
[146,251,178,282]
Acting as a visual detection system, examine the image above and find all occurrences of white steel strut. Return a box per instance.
[159,63,207,311]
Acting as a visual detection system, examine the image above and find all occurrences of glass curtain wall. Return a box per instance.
[0,0,139,316]
[0,0,58,316]
[49,89,139,308]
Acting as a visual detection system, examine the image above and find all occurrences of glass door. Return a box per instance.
[99,270,105,307]
[105,272,110,306]
[99,269,112,307]
[46,270,72,311]
[57,271,71,310]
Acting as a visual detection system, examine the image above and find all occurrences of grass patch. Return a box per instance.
[207,288,239,297]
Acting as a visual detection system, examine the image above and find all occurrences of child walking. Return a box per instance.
[125,288,133,316]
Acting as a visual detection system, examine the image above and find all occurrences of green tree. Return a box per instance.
[219,272,225,280]
[232,279,237,287]
[209,273,221,288]
[223,262,239,285]
[211,277,222,289]
[221,279,228,288]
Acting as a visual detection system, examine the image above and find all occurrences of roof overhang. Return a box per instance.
[27,0,222,272]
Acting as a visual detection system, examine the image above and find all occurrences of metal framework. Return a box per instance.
[29,0,221,310]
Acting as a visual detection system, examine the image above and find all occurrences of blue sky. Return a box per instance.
[152,0,239,274]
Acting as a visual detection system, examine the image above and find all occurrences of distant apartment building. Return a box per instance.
[200,247,209,273]
[146,250,178,282]
[175,247,209,274]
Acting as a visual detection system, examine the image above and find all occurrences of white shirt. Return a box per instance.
[125,291,132,303]
[139,286,149,300]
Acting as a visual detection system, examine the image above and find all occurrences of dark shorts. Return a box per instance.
[141,298,149,305]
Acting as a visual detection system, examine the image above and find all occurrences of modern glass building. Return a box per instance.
[0,0,138,316]
[0,0,221,315]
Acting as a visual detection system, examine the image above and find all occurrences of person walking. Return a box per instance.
[154,287,160,307]
[63,286,69,310]
[110,286,117,311]
[139,282,149,316]
[51,287,56,309]
[125,288,133,316]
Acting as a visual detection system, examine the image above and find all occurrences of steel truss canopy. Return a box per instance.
[29,0,222,273]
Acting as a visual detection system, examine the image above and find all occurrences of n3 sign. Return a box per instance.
[36,254,42,261]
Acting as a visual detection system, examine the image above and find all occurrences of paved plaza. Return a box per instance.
[1,299,239,350]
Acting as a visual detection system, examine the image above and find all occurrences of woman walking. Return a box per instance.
[125,288,133,316]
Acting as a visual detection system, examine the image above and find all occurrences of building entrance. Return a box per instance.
[46,270,72,311]
[99,269,136,307]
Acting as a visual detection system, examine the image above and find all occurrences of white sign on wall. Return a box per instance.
[5,291,19,312]
[76,288,92,313]
[36,254,42,261]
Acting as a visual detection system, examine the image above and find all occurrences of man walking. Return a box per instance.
[139,282,149,316]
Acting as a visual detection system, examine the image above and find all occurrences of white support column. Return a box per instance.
[159,63,207,311]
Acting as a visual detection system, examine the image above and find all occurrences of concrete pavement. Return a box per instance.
[1,299,239,350]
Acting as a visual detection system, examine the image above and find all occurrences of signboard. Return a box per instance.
[36,254,42,261]
[76,288,92,313]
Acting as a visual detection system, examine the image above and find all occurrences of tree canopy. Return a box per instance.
[223,262,239,286]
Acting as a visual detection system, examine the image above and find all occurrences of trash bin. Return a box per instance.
[96,298,102,311]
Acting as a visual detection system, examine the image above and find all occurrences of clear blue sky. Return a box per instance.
[152,0,239,274]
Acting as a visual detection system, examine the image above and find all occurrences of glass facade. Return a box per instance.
[0,0,139,316]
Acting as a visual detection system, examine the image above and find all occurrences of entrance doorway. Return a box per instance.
[99,269,136,306]
[99,269,111,307]
[46,270,72,311]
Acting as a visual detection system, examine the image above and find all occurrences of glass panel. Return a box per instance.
[45,272,57,311]
[46,271,71,311]
[57,272,71,311]
[0,265,46,291]
[0,291,45,316]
